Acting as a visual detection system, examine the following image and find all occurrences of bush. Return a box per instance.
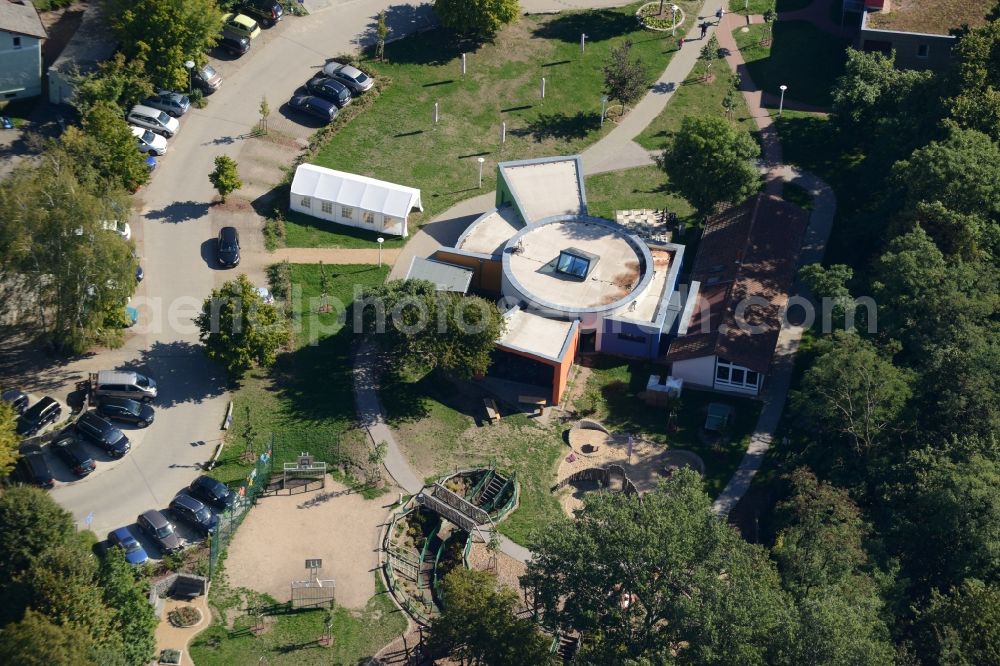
[267,260,292,300]
[189,89,206,108]
[263,213,286,251]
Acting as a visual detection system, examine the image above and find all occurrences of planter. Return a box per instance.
[159,649,182,665]
[637,2,686,32]
[168,605,202,628]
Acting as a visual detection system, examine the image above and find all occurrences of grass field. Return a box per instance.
[735,21,848,108]
[210,264,389,486]
[306,3,698,239]
[575,357,761,496]
[584,165,696,226]
[283,210,409,249]
[189,577,406,665]
[635,68,758,151]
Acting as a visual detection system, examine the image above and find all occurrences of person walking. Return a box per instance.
[716,7,725,24]
[700,21,708,39]
[678,37,685,50]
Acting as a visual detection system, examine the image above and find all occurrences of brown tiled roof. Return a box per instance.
[666,195,809,373]
[0,1,45,39]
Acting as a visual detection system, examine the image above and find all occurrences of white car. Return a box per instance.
[255,287,274,304]
[131,125,167,156]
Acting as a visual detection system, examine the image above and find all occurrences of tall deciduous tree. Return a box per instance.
[0,402,18,478]
[523,470,797,664]
[99,548,158,665]
[661,115,760,218]
[948,19,1000,142]
[209,155,242,203]
[603,39,647,114]
[0,610,94,666]
[73,50,155,113]
[914,580,1000,665]
[791,331,911,464]
[104,0,223,90]
[62,100,150,193]
[433,0,519,37]
[429,568,553,665]
[356,279,505,378]
[0,484,76,593]
[195,274,289,378]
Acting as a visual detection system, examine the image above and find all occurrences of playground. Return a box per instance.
[224,476,387,609]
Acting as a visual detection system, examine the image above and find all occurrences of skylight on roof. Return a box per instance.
[556,247,598,279]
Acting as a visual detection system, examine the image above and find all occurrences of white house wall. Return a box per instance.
[670,356,716,389]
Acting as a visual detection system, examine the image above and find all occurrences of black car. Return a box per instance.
[305,75,352,108]
[15,444,54,489]
[217,226,241,267]
[287,94,338,124]
[239,0,283,26]
[96,397,155,428]
[2,388,29,415]
[75,412,131,458]
[16,396,62,437]
[169,494,219,536]
[188,475,237,511]
[52,434,96,477]
[218,34,250,56]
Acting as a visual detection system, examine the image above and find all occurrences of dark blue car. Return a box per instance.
[287,95,338,124]
[107,526,149,565]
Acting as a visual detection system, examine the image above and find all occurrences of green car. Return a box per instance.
[222,13,261,40]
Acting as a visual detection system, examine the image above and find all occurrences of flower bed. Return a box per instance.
[637,2,686,31]
[168,605,202,628]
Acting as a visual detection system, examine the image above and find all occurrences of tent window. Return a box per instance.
[341,206,353,219]
[364,211,375,225]
[321,201,332,214]
[300,196,311,208]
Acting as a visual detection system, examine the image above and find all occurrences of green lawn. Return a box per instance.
[189,577,406,666]
[211,264,389,486]
[381,368,566,545]
[575,357,761,497]
[584,166,696,227]
[283,210,408,249]
[305,3,697,242]
[735,21,848,108]
[635,69,758,151]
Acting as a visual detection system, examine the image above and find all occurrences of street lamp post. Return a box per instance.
[477,157,485,188]
[778,84,787,116]
[671,5,679,35]
[377,237,385,267]
[600,95,608,126]
[184,60,195,94]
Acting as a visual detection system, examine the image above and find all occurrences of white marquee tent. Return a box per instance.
[290,164,423,238]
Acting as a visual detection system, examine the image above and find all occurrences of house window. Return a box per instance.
[715,359,760,392]
[13,37,21,49]
[321,201,332,214]
[300,196,311,208]
[916,44,929,58]
[363,211,375,225]
[617,332,646,344]
[341,206,353,219]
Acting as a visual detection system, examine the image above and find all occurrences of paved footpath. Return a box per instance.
[271,247,401,265]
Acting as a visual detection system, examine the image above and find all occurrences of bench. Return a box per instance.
[483,398,500,424]
[518,395,547,416]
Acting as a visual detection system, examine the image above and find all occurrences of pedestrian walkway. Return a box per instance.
[271,247,402,265]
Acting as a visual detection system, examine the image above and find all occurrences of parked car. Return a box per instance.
[169,494,218,536]
[107,526,149,565]
[287,94,338,124]
[305,75,352,108]
[238,0,283,27]
[52,434,96,477]
[96,397,155,428]
[124,305,139,327]
[127,104,180,138]
[131,125,168,156]
[188,475,237,511]
[143,90,190,117]
[100,219,132,241]
[217,34,250,57]
[137,509,183,554]
[217,226,241,267]
[135,265,144,282]
[222,13,261,40]
[75,412,131,458]
[193,63,222,93]
[14,443,54,488]
[256,286,274,304]
[92,370,158,402]
[321,61,373,95]
[16,396,61,437]
[2,388,29,415]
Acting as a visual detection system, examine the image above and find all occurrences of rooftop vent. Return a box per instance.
[555,247,599,280]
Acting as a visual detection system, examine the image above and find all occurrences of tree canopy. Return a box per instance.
[195,273,289,378]
[0,403,18,479]
[433,0,519,37]
[603,39,647,114]
[62,100,151,193]
[661,115,760,218]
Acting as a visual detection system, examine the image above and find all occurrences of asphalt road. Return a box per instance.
[47,0,437,546]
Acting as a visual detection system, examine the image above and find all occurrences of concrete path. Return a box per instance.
[271,247,401,265]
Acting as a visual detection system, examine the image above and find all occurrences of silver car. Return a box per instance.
[321,61,373,95]
[131,125,167,156]
[143,90,190,117]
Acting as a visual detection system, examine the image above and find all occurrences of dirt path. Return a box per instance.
[224,477,389,609]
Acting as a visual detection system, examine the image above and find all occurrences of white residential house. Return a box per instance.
[289,163,423,238]
[0,0,46,101]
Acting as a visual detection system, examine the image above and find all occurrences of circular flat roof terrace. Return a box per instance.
[502,215,652,315]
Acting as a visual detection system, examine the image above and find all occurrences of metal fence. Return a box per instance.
[208,438,274,580]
